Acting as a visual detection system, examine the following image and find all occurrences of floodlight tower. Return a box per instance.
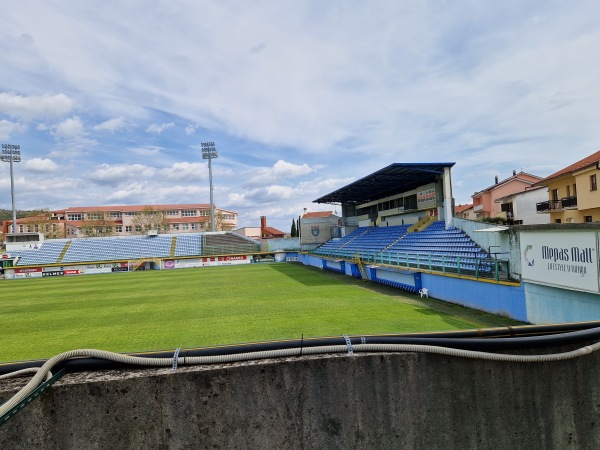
[1,144,22,234]
[201,141,219,232]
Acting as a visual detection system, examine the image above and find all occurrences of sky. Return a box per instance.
[2,1,600,232]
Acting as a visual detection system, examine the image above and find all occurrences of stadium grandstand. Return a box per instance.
[302,162,506,285]
[2,232,261,273]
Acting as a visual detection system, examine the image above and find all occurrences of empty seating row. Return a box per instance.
[14,234,206,265]
[313,221,492,273]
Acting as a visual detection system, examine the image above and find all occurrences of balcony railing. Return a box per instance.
[473,204,483,212]
[536,196,577,212]
[561,195,578,209]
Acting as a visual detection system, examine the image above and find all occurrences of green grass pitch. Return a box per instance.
[0,263,523,363]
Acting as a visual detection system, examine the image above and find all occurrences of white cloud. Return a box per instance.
[160,162,206,181]
[89,163,156,183]
[0,120,26,140]
[53,116,84,139]
[245,160,314,187]
[146,122,174,134]
[48,137,97,159]
[93,117,126,133]
[25,158,59,172]
[0,92,74,121]
[3,2,600,231]
[129,145,162,156]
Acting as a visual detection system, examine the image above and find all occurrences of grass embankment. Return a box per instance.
[0,263,524,362]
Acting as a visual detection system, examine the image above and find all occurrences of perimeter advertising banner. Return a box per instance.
[163,256,252,269]
[521,231,600,294]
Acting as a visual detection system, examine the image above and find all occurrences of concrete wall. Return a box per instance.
[1,349,598,449]
[525,282,600,324]
[265,237,301,252]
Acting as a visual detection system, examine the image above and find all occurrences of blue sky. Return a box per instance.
[2,1,600,232]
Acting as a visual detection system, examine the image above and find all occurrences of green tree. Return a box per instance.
[291,219,297,237]
[130,207,169,234]
[80,211,116,237]
[21,208,66,239]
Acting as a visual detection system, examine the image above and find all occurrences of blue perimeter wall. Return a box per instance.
[421,273,526,321]
[299,254,528,322]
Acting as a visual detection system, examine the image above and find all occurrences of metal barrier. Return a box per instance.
[311,250,511,282]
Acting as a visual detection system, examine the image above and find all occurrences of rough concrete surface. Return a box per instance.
[1,350,599,449]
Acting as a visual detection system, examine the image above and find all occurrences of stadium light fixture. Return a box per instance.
[201,141,219,232]
[1,144,22,234]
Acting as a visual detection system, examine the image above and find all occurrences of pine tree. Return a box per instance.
[291,219,297,237]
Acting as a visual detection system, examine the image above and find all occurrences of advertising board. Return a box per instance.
[521,231,599,293]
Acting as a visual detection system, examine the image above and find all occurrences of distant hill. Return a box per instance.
[0,209,31,221]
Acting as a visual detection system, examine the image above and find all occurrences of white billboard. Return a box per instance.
[521,231,599,293]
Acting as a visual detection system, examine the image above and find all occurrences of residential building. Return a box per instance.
[454,204,475,220]
[471,171,543,219]
[299,210,342,250]
[494,187,549,225]
[1,204,238,238]
[534,149,600,223]
[259,216,285,238]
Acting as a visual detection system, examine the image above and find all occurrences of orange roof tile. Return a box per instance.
[64,204,212,212]
[536,150,600,185]
[263,226,285,236]
[302,211,334,218]
[454,204,473,213]
[473,172,542,196]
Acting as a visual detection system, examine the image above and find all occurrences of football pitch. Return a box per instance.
[0,263,523,363]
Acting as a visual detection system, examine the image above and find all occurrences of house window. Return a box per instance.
[585,216,593,222]
[135,226,142,232]
[191,223,198,230]
[67,214,83,221]
[555,219,562,224]
[173,224,180,230]
[551,189,559,201]
[116,226,122,233]
[566,185,570,197]
[182,210,197,217]
[87,213,102,220]
[573,183,577,196]
[167,210,179,216]
[591,174,597,191]
[182,223,189,230]
[125,226,132,232]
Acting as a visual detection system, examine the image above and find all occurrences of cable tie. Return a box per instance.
[172,348,181,370]
[343,334,354,356]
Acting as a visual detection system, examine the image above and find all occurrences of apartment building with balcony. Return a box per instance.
[534,149,600,223]
[471,171,543,219]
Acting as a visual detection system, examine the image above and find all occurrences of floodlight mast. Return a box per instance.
[1,144,22,234]
[201,142,219,232]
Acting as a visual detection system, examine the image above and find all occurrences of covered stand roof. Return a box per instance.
[313,162,455,205]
